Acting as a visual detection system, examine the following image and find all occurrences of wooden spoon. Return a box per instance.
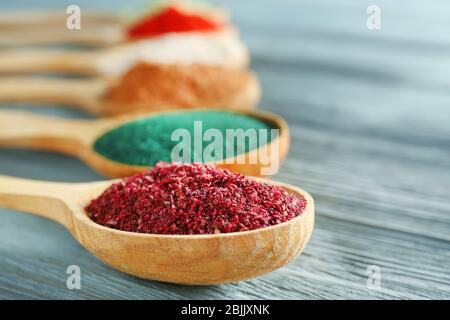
[0,11,121,46]
[0,28,248,75]
[0,109,289,178]
[0,5,227,46]
[0,71,260,116]
[0,175,314,284]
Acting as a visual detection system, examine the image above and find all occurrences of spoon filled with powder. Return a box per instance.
[0,109,289,177]
[0,162,314,284]
[0,3,231,47]
[0,28,248,75]
[0,62,260,116]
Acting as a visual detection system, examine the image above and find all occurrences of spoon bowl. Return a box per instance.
[0,175,314,284]
[0,109,289,177]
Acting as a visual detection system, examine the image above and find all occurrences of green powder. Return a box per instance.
[94,110,277,166]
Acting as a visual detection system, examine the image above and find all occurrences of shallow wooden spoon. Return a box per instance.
[0,28,248,76]
[0,5,227,46]
[0,175,314,285]
[0,71,260,116]
[0,109,289,178]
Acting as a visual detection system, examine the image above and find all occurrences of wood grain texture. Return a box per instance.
[0,0,449,299]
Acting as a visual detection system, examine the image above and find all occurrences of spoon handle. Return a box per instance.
[0,26,123,47]
[0,77,106,114]
[0,175,76,225]
[0,49,99,75]
[0,110,105,153]
[0,10,120,29]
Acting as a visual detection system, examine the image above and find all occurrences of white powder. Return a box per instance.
[97,30,249,76]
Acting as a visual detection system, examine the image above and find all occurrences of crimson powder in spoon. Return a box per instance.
[86,162,307,235]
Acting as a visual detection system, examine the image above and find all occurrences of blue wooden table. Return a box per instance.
[0,0,449,299]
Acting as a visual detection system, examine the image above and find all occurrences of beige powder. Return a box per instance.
[104,62,252,108]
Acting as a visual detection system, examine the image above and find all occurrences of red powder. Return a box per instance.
[86,163,307,235]
[127,6,223,40]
